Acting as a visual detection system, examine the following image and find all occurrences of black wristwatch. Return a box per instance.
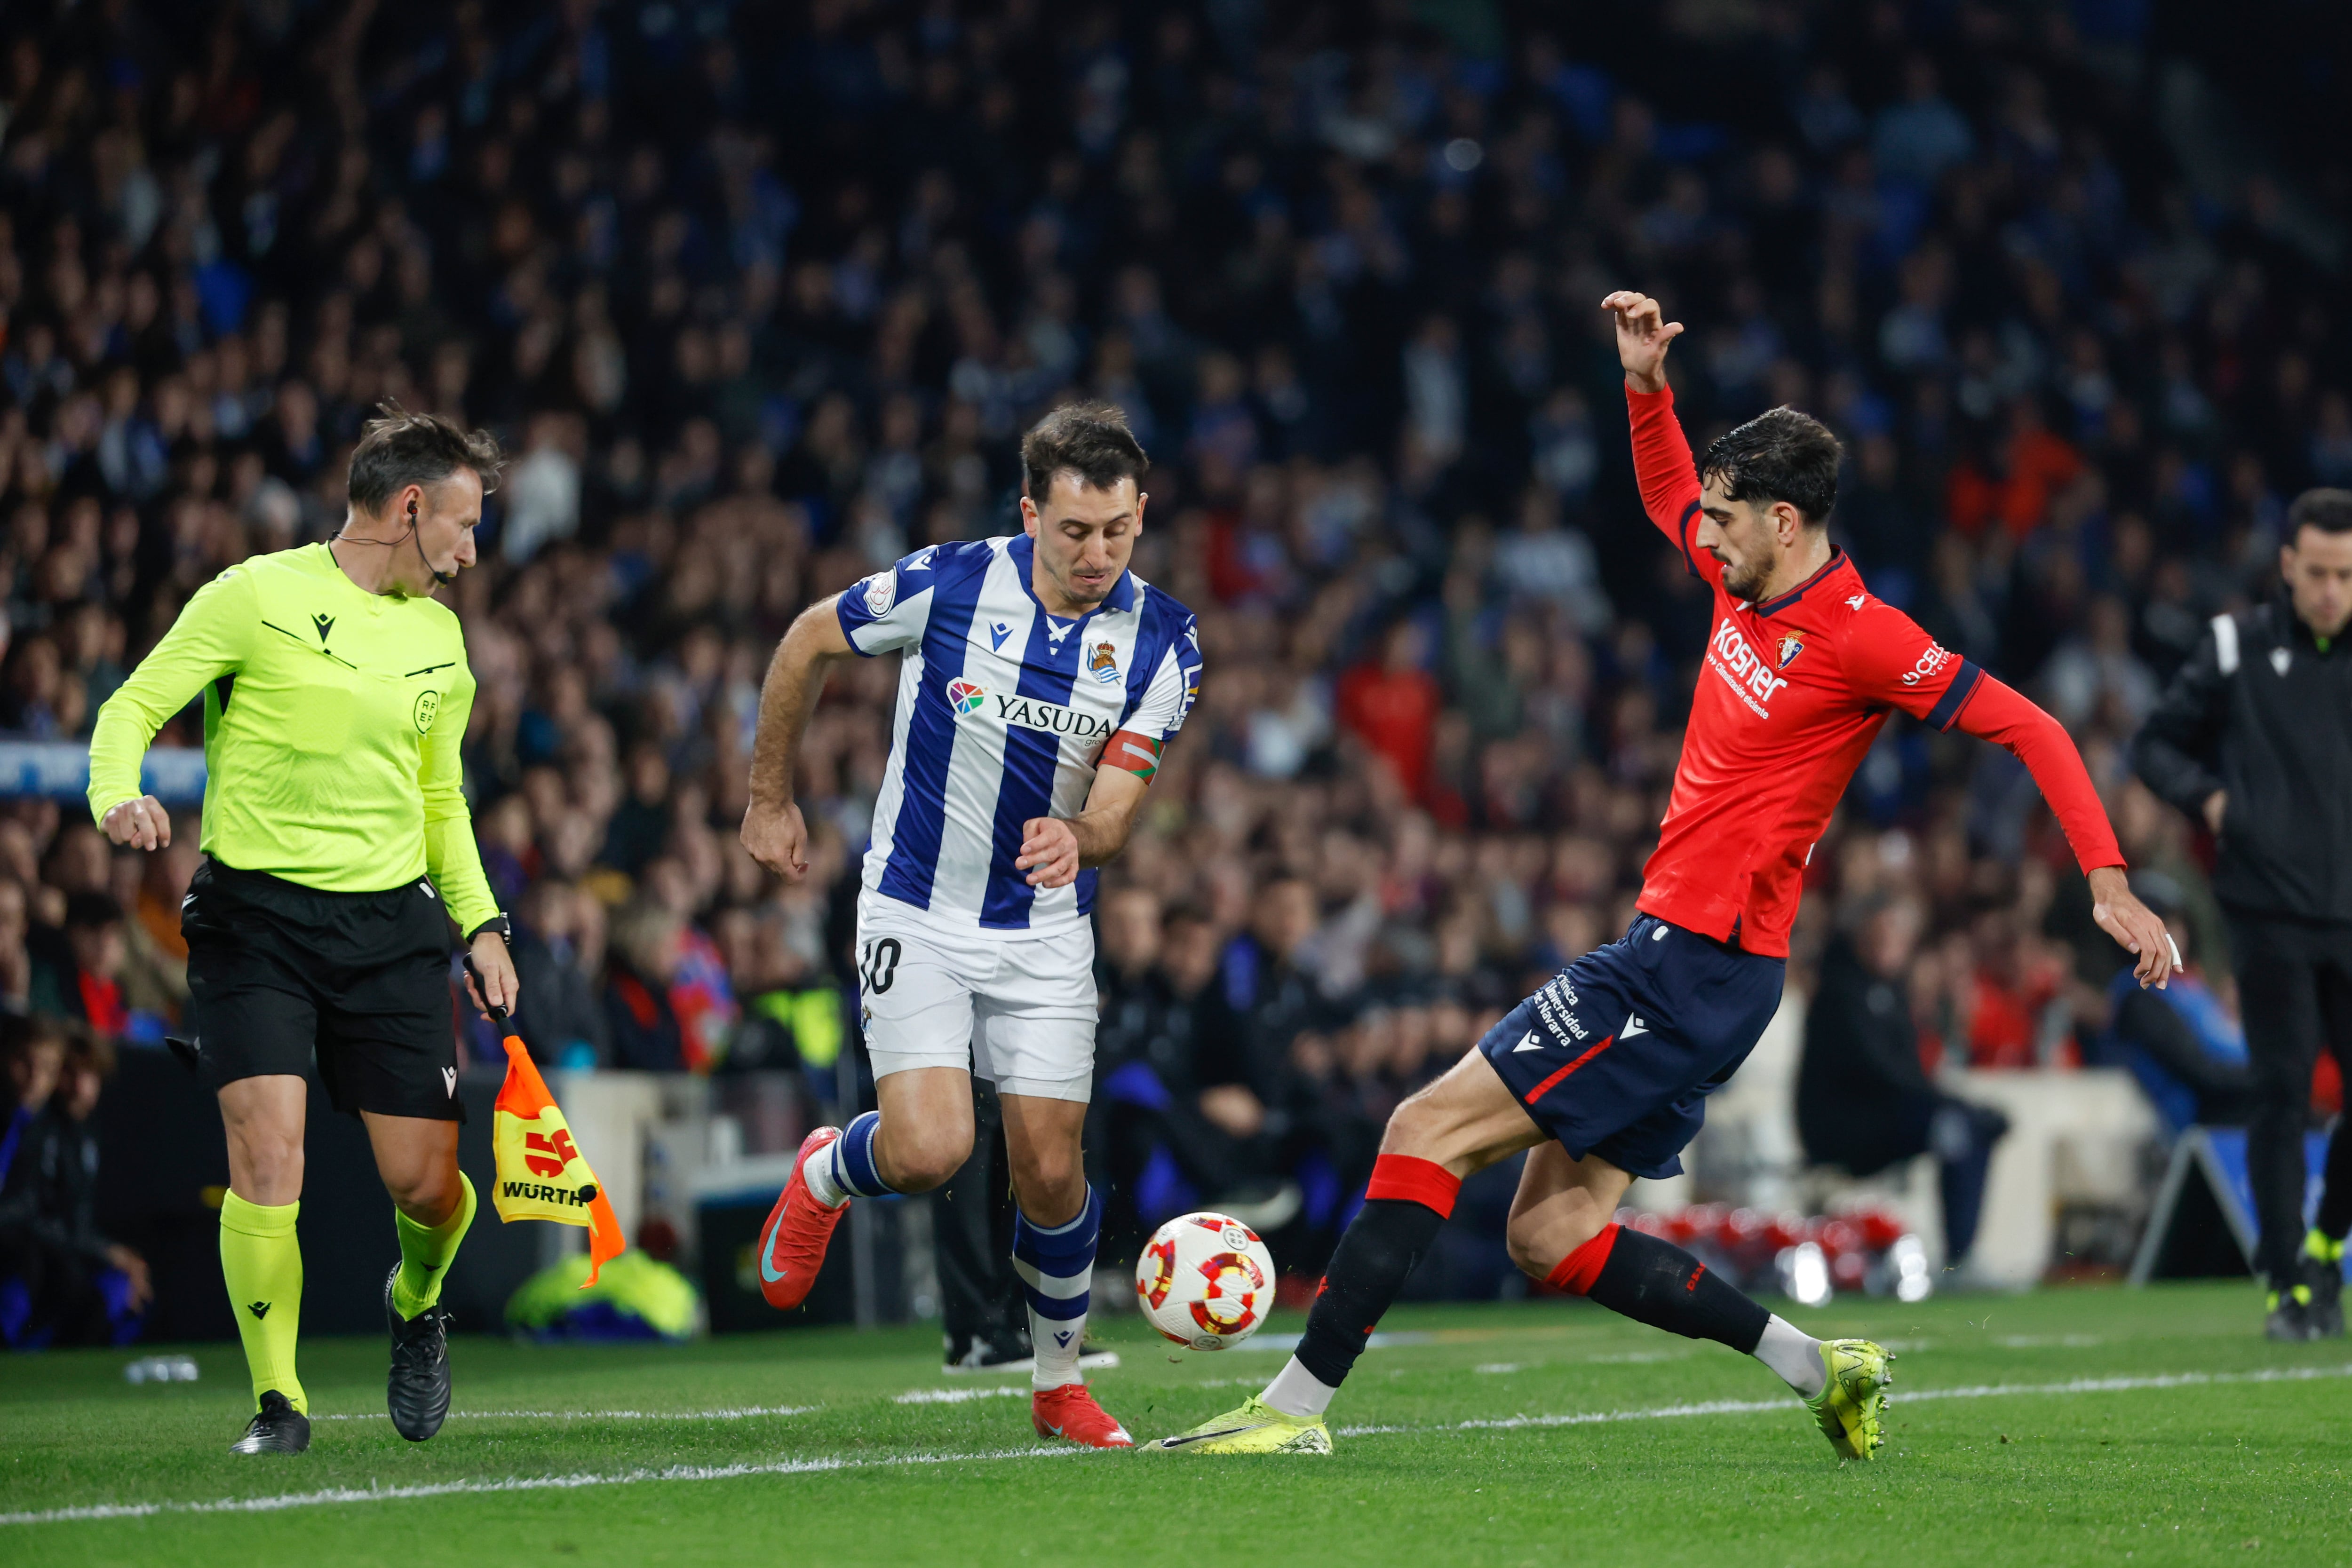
[466,913,513,944]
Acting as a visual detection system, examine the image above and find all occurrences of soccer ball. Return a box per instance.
[1134,1211,1275,1350]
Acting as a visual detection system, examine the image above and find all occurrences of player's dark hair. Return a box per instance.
[2288,488,2352,537]
[1697,406,1843,528]
[346,400,504,516]
[1021,401,1148,500]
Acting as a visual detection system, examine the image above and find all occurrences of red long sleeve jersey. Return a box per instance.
[1627,385,2123,957]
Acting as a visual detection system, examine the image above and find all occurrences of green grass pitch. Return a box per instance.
[6,1281,2350,1566]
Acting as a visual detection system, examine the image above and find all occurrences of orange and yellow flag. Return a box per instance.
[491,1031,625,1286]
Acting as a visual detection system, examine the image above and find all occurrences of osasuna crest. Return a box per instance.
[1088,639,1120,684]
[1776,636,1805,669]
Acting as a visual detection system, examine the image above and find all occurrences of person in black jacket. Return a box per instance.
[2132,488,2352,1340]
[0,1021,151,1347]
[1797,894,2008,1271]
[1091,894,1289,1249]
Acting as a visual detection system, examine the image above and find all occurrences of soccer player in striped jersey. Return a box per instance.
[1158,292,2178,1459]
[740,403,1199,1448]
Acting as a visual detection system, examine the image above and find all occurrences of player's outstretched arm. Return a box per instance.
[741,596,855,882]
[1951,675,2177,989]
[1017,762,1151,889]
[1600,291,1717,579]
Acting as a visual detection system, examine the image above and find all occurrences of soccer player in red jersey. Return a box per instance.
[1159,292,2179,1459]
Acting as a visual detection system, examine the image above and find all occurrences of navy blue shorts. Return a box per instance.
[1478,914,1785,1180]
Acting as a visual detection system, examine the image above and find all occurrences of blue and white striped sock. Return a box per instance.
[805,1112,896,1208]
[1012,1186,1100,1389]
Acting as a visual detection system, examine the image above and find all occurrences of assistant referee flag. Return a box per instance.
[491,1031,625,1284]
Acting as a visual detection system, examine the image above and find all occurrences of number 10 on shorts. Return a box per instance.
[859,937,901,994]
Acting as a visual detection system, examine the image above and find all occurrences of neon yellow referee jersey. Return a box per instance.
[87,543,498,932]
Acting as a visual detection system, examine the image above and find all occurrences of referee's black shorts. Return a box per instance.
[183,859,461,1122]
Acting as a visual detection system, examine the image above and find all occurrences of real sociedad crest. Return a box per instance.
[1777,636,1804,669]
[1088,640,1120,684]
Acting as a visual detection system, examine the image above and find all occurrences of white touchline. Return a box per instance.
[10,1363,2351,1528]
[1335,1362,2352,1437]
[313,1405,820,1423]
[892,1386,1030,1405]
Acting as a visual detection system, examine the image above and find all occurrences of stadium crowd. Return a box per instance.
[0,0,2343,1303]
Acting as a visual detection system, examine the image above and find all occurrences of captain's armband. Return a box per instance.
[1101,729,1164,781]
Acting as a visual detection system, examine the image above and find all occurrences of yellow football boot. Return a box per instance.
[1804,1338,1894,1460]
[1153,1394,1333,1455]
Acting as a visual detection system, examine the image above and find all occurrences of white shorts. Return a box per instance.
[855,898,1098,1103]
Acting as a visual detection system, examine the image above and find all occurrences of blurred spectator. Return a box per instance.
[603,901,686,1073]
[1338,622,1444,803]
[1093,891,1289,1249]
[1798,894,2009,1271]
[509,879,610,1069]
[31,893,128,1039]
[0,877,33,1015]
[0,1019,150,1347]
[2089,875,2255,1132]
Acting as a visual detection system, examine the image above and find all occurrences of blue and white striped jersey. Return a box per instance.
[837,534,1201,934]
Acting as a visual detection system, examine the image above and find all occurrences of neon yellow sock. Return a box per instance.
[219,1190,305,1415]
[393,1172,476,1319]
[2305,1228,2346,1267]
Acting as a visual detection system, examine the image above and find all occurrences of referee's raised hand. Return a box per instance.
[100,795,172,851]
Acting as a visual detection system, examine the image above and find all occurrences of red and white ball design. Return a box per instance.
[1134,1211,1275,1350]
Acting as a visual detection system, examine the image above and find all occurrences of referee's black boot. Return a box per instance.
[2304,1261,2345,1340]
[230,1390,311,1455]
[2264,1279,2319,1342]
[385,1265,454,1441]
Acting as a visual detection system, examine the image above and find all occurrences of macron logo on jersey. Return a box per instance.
[1708,617,1790,717]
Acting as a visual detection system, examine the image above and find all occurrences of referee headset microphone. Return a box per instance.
[338,492,463,587]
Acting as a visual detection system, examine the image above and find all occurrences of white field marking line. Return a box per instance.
[0,1444,1090,1529]
[1478,1349,1689,1375]
[17,1362,2351,1529]
[893,1386,1030,1405]
[313,1404,819,1424]
[1993,1334,2105,1348]
[1229,1329,1432,1354]
[1336,1361,2352,1438]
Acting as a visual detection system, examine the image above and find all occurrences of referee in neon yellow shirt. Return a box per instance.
[88,404,519,1456]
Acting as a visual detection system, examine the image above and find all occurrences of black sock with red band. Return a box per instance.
[1292,1156,1458,1391]
[1548,1221,1769,1354]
